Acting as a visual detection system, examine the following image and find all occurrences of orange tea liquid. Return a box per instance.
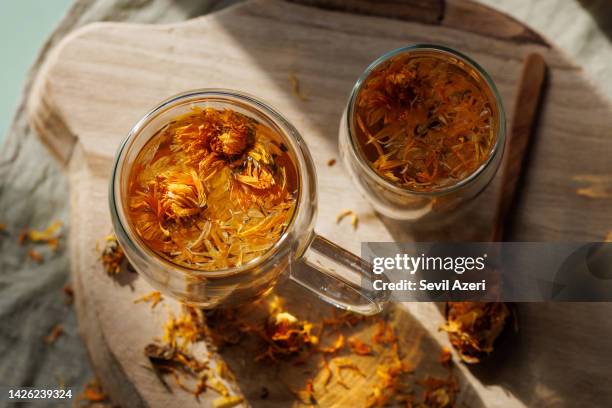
[354,53,498,191]
[126,107,298,271]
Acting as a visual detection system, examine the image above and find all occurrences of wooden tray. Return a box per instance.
[27,0,612,406]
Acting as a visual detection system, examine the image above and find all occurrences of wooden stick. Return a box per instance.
[445,54,547,364]
[491,53,547,242]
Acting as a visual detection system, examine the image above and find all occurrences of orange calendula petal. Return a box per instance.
[127,107,297,271]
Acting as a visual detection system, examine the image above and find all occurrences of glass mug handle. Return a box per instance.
[289,234,390,315]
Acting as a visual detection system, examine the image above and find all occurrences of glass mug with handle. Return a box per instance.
[110,89,388,316]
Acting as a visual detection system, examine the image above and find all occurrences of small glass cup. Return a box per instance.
[110,89,387,315]
[339,44,506,222]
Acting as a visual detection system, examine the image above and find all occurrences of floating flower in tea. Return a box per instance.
[354,53,497,191]
[127,107,298,270]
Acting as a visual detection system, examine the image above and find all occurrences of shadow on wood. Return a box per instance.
[206,278,485,407]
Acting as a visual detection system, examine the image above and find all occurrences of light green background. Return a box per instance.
[0,0,72,143]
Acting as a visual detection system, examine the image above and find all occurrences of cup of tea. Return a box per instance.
[110,89,386,315]
[339,44,506,222]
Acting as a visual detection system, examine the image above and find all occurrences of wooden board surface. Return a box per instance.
[27,0,612,406]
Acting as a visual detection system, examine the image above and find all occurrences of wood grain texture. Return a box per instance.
[444,0,547,45]
[291,0,547,45]
[27,0,612,407]
[288,0,444,24]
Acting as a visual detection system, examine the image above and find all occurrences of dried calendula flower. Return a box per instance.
[440,301,510,364]
[207,110,253,157]
[24,220,63,250]
[127,107,297,271]
[134,291,163,309]
[18,220,62,255]
[262,310,319,359]
[101,234,125,275]
[30,220,61,242]
[348,336,373,356]
[336,209,358,230]
[79,378,107,403]
[354,53,497,191]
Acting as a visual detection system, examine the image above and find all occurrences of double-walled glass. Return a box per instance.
[340,45,506,222]
[110,90,387,315]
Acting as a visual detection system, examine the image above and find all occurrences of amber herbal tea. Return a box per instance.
[127,107,298,271]
[353,52,498,191]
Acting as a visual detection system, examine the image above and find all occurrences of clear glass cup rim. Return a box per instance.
[109,89,316,278]
[345,43,507,197]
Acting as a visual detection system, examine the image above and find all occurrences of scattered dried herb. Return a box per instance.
[145,295,466,405]
[366,340,413,407]
[79,378,108,403]
[134,291,163,309]
[289,73,309,101]
[319,334,345,354]
[18,230,27,245]
[44,324,64,345]
[605,232,612,242]
[163,307,207,352]
[21,220,62,251]
[63,284,74,305]
[336,209,358,230]
[333,357,365,377]
[213,395,244,408]
[576,188,610,199]
[438,347,452,367]
[573,175,612,199]
[372,319,397,345]
[440,301,510,364]
[293,379,316,405]
[127,107,297,271]
[172,297,372,399]
[327,158,336,167]
[16,221,63,263]
[100,235,126,275]
[419,373,460,408]
[0,223,5,232]
[145,306,240,401]
[348,336,373,356]
[262,309,320,360]
[354,52,497,191]
[28,249,44,263]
